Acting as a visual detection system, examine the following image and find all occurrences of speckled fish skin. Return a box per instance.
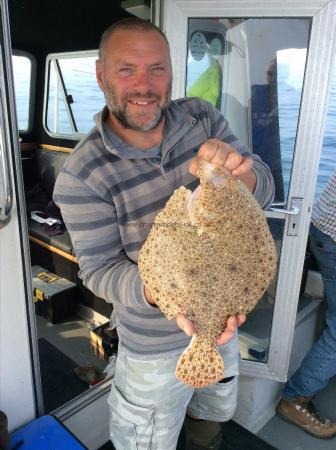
[138,161,277,388]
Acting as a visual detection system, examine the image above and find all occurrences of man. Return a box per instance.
[277,170,336,439]
[54,18,274,450]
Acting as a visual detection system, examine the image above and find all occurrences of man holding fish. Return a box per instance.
[54,17,274,450]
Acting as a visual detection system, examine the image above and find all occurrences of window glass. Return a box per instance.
[186,17,311,364]
[315,62,336,199]
[12,54,32,131]
[277,48,306,201]
[186,18,310,205]
[46,53,105,137]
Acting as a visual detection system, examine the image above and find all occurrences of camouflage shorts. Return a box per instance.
[108,335,239,450]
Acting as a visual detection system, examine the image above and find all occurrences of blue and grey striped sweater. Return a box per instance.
[53,98,275,359]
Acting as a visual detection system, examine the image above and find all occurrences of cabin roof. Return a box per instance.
[9,0,132,55]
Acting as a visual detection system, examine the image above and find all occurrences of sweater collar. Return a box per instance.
[94,102,198,160]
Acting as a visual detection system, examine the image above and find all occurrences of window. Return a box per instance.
[186,18,310,205]
[12,53,34,132]
[45,52,105,139]
[186,17,311,365]
[315,62,336,199]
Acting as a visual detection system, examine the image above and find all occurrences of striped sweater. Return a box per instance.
[53,98,275,359]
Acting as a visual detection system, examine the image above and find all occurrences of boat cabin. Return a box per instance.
[1,0,335,448]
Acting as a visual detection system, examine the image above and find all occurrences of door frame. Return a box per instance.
[0,0,42,430]
[162,0,336,380]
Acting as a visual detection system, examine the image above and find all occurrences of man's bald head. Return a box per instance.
[98,17,170,62]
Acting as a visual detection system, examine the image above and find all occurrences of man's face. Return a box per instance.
[96,29,172,132]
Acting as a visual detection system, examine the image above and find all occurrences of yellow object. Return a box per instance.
[187,62,222,107]
[33,288,44,302]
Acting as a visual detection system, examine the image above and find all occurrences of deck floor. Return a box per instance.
[257,376,336,450]
[35,311,336,449]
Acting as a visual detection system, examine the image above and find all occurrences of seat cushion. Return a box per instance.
[28,218,74,255]
[35,148,69,198]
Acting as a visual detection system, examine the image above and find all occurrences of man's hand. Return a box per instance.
[145,286,246,345]
[144,286,157,306]
[176,314,246,346]
[189,138,256,192]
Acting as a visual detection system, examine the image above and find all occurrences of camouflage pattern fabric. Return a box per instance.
[108,337,239,450]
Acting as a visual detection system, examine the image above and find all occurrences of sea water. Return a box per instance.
[278,63,336,200]
[13,59,335,200]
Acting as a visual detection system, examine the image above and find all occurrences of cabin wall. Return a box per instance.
[234,298,324,432]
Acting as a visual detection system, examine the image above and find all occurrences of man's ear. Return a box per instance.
[96,59,104,92]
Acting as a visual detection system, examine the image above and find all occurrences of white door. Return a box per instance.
[1,2,111,447]
[163,0,336,380]
[0,0,38,431]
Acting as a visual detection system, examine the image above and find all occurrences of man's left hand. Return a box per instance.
[189,138,256,192]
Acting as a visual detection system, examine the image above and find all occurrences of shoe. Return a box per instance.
[74,364,105,386]
[184,416,222,450]
[276,396,336,439]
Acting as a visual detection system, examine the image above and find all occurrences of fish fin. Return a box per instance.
[175,336,224,388]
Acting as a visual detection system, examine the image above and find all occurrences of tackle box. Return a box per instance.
[32,265,78,324]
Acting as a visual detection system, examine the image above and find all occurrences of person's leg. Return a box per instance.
[283,224,336,398]
[108,347,195,450]
[184,376,237,450]
[277,224,336,438]
[183,415,222,450]
[184,334,240,449]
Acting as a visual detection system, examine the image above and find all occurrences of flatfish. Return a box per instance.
[138,161,277,388]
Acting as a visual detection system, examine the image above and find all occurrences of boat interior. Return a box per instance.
[3,0,336,449]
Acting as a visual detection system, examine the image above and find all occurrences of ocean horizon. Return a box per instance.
[13,57,335,201]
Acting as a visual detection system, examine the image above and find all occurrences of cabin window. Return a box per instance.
[12,53,34,132]
[186,18,309,206]
[185,17,311,365]
[44,52,104,139]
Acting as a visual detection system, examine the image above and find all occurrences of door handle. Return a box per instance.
[0,92,13,228]
[270,198,303,236]
[269,206,300,215]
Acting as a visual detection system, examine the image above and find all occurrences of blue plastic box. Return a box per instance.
[10,415,87,450]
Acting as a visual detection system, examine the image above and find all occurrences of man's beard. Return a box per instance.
[110,103,164,132]
[104,84,171,132]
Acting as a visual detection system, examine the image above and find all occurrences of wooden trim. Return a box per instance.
[29,235,78,263]
[40,144,73,153]
[20,143,74,154]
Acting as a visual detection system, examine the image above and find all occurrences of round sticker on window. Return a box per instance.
[189,32,207,61]
[210,37,223,57]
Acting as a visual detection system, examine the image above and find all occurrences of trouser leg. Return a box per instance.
[108,349,194,450]
[184,416,222,450]
[283,225,336,399]
[185,376,237,450]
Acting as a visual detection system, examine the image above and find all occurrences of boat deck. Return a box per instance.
[258,376,336,450]
[36,310,336,449]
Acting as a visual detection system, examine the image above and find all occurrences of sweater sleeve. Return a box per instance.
[53,168,151,310]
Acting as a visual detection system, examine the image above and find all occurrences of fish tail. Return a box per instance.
[175,336,224,388]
